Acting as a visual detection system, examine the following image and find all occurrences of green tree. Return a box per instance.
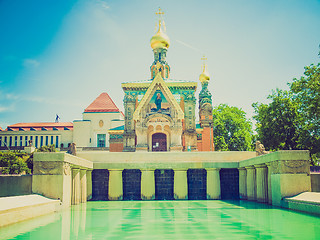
[253,89,302,151]
[0,152,31,175]
[212,104,254,151]
[289,62,320,154]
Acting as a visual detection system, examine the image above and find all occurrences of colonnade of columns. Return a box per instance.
[238,164,269,203]
[71,168,92,205]
[108,168,221,201]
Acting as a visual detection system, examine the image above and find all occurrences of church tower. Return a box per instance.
[121,8,198,152]
[198,56,214,151]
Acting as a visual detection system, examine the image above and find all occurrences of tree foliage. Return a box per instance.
[289,63,320,154]
[0,152,31,175]
[253,54,320,162]
[213,104,254,151]
[253,89,301,151]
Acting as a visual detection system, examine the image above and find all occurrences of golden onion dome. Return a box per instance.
[150,23,170,49]
[199,65,210,84]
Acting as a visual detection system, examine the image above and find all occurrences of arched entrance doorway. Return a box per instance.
[152,133,167,151]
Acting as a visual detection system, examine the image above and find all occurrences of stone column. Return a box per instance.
[206,168,220,199]
[266,163,272,204]
[174,169,188,200]
[238,167,247,200]
[72,168,81,205]
[245,166,256,201]
[141,169,155,200]
[255,164,268,203]
[80,169,87,203]
[108,169,123,201]
[86,170,92,201]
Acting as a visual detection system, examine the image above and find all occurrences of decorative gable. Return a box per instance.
[133,73,184,121]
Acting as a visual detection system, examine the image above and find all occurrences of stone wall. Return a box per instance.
[239,150,311,206]
[0,175,32,197]
[32,150,311,209]
[32,152,93,208]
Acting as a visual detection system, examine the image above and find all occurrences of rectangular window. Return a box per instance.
[51,136,54,145]
[97,134,106,147]
[20,136,23,146]
[9,136,12,147]
[35,136,38,148]
[25,136,28,146]
[40,136,43,147]
[4,136,7,146]
[56,136,59,148]
[46,136,49,146]
[0,136,2,147]
[15,136,18,146]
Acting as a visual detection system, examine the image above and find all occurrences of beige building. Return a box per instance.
[0,92,124,151]
[0,122,73,150]
[73,93,124,149]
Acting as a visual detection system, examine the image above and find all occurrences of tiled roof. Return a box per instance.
[5,122,73,131]
[84,93,120,113]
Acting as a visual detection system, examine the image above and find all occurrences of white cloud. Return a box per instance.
[0,105,14,113]
[23,59,40,68]
[0,106,9,112]
[96,0,110,10]
[5,94,19,100]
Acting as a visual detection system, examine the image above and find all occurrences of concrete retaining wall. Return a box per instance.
[0,175,32,197]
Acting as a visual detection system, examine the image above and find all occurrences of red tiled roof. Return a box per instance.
[84,92,120,113]
[0,127,3,131]
[6,122,73,131]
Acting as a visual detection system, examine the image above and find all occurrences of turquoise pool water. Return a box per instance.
[1,201,320,239]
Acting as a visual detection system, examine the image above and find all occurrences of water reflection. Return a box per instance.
[5,201,320,239]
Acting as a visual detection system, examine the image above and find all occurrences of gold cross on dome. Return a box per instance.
[155,8,165,31]
[156,8,164,18]
[201,55,207,71]
[201,55,207,63]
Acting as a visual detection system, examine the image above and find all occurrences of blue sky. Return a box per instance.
[1,0,320,129]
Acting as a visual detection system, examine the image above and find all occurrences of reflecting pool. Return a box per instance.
[1,201,320,239]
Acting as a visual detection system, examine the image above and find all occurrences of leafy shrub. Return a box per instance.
[37,144,56,152]
[0,152,31,175]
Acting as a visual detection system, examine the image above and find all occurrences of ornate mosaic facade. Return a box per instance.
[110,9,214,152]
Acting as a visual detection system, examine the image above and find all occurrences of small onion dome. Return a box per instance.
[199,66,210,84]
[150,25,170,49]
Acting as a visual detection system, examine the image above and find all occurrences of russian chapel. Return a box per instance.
[118,9,214,152]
